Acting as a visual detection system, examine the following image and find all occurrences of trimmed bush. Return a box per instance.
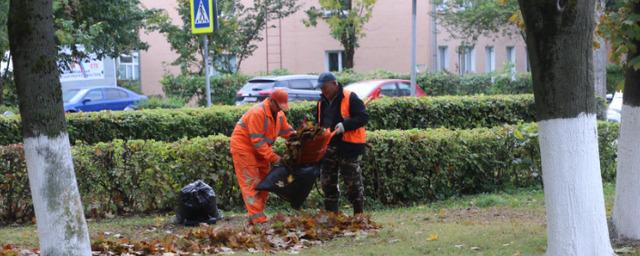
[136,97,187,110]
[365,94,535,130]
[416,72,533,96]
[0,122,619,224]
[161,73,250,106]
[0,95,536,145]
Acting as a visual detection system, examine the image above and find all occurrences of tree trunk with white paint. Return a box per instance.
[612,1,640,240]
[8,0,91,254]
[518,1,614,255]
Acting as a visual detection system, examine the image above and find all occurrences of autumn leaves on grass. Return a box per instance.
[89,211,381,255]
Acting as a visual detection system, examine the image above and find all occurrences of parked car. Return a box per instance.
[63,86,148,112]
[235,75,321,105]
[607,92,623,122]
[344,79,427,102]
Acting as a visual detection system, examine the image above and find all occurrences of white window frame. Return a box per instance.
[485,46,495,73]
[437,46,448,71]
[325,50,345,72]
[506,46,516,79]
[458,46,475,75]
[117,51,140,81]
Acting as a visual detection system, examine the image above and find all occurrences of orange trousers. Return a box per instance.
[232,150,270,224]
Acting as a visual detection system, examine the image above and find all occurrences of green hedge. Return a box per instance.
[0,122,619,224]
[156,70,532,107]
[0,95,536,145]
[161,73,250,106]
[415,72,533,96]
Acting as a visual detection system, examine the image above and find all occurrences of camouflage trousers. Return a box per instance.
[320,146,365,214]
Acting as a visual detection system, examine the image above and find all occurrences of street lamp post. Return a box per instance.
[410,0,417,96]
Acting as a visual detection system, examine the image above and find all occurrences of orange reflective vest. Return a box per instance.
[317,90,366,144]
[231,99,294,163]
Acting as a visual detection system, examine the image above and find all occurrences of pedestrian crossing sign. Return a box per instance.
[190,0,214,34]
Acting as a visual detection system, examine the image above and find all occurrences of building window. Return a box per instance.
[485,46,495,73]
[506,46,516,79]
[326,51,345,72]
[437,46,448,71]
[458,46,475,75]
[117,52,140,81]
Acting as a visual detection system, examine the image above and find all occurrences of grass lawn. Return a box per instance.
[1,183,638,255]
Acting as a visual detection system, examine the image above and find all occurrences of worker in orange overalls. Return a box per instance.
[230,88,295,224]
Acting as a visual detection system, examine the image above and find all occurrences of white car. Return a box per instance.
[607,92,623,122]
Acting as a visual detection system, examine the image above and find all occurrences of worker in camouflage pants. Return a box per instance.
[315,72,368,215]
[321,146,365,214]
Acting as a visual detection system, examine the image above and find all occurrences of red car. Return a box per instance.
[344,79,427,103]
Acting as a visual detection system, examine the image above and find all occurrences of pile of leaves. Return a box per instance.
[282,122,331,167]
[91,211,380,255]
[0,244,37,256]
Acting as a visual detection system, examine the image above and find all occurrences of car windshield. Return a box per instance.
[63,89,81,103]
[240,79,276,91]
[344,81,380,99]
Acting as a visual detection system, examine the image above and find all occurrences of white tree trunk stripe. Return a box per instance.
[538,113,613,255]
[613,105,640,240]
[24,134,91,255]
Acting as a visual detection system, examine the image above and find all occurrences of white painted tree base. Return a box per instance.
[538,113,614,255]
[613,105,640,240]
[24,133,91,255]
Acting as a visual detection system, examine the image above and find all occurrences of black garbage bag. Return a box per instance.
[176,180,223,226]
[255,164,320,209]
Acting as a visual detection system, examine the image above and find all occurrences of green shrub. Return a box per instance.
[117,80,142,94]
[161,73,250,106]
[0,94,536,145]
[0,122,619,224]
[416,72,533,96]
[1,74,18,107]
[607,64,624,94]
[0,105,17,115]
[365,94,535,130]
[136,97,186,110]
[491,73,533,94]
[417,72,461,95]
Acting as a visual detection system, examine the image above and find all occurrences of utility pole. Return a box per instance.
[431,0,438,72]
[410,0,417,96]
[203,35,212,106]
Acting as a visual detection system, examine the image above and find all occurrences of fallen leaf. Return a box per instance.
[470,246,481,251]
[438,209,447,218]
[388,239,401,244]
[454,244,464,249]
[427,234,439,241]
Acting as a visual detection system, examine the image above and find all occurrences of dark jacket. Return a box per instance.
[315,85,368,158]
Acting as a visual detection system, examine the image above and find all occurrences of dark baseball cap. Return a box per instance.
[317,72,337,87]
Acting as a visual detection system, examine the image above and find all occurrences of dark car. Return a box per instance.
[63,86,148,112]
[235,75,321,105]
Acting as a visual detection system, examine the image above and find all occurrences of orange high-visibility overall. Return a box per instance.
[230,99,294,224]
